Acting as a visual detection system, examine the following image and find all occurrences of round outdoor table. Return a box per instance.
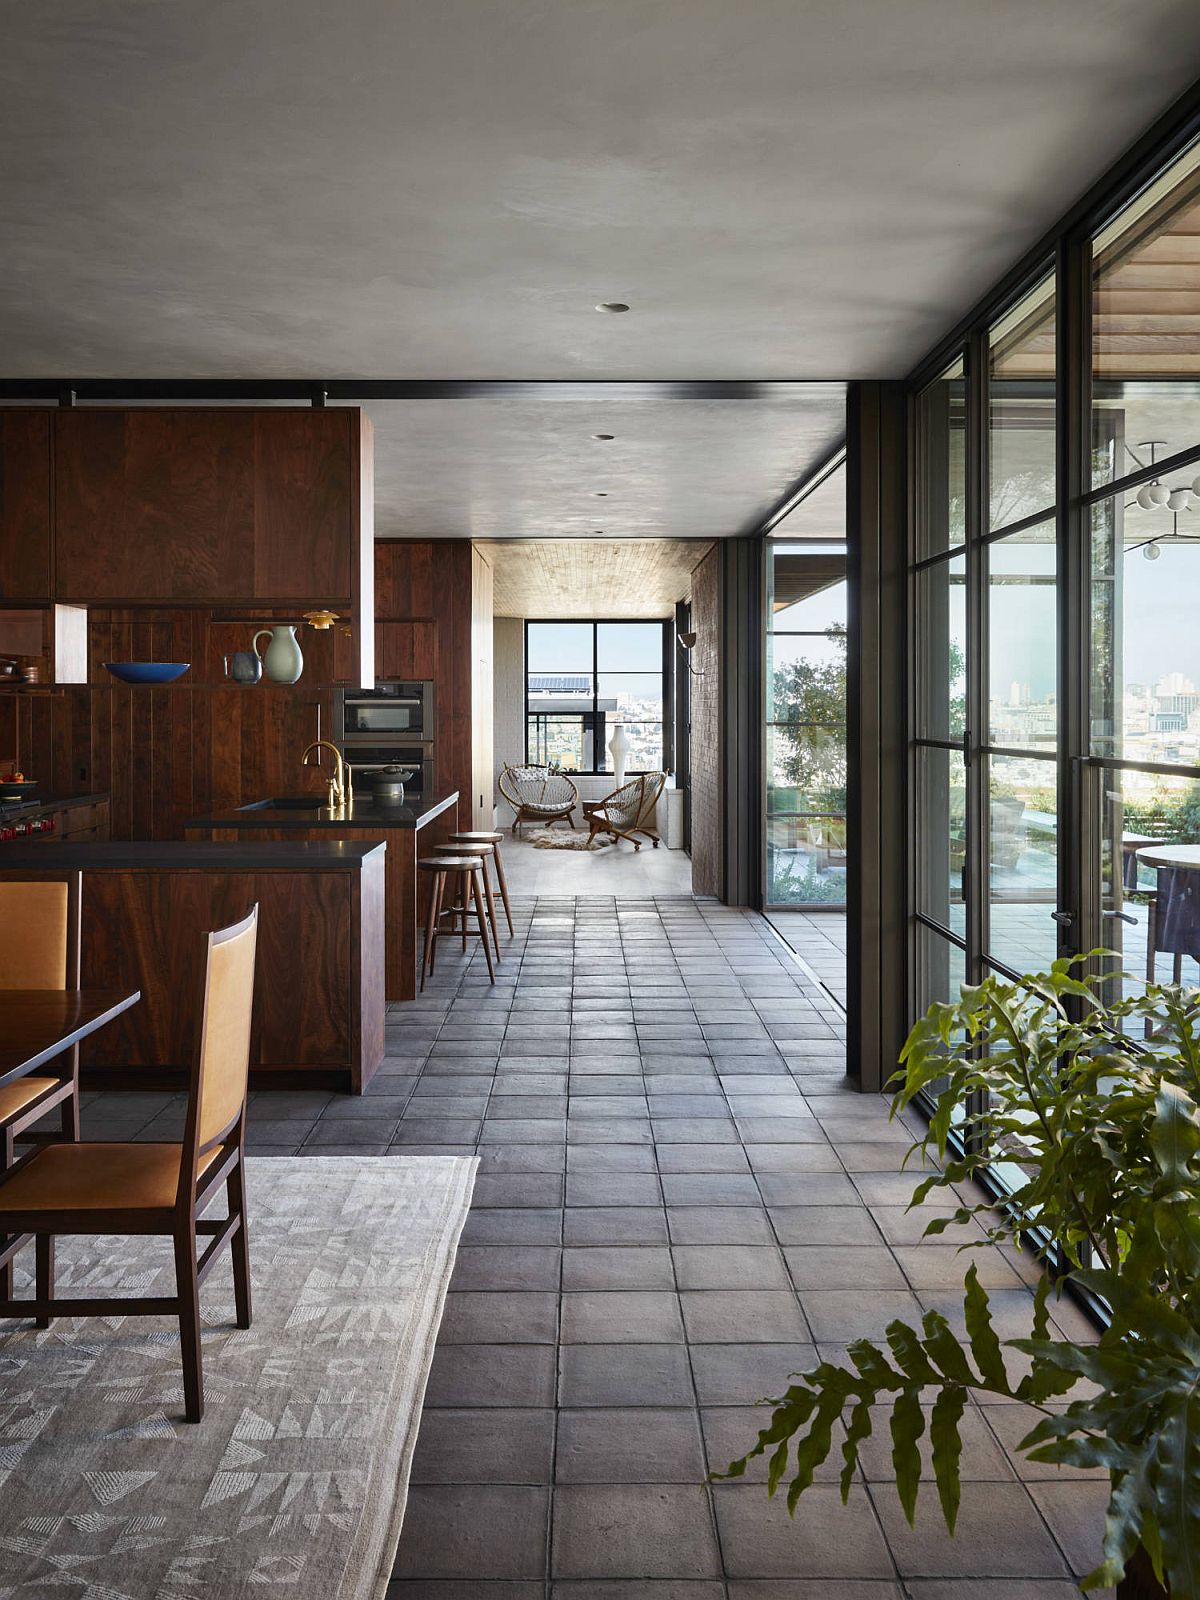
[1135,844,1200,994]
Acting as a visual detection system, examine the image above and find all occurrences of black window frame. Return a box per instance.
[523,618,673,778]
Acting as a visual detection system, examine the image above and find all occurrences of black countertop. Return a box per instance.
[186,789,460,831]
[0,790,110,820]
[0,840,387,871]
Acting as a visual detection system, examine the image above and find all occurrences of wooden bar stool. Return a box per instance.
[447,830,514,937]
[430,841,502,961]
[418,857,495,990]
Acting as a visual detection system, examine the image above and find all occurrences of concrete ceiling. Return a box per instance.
[4,1,1200,539]
[483,538,712,618]
[353,394,844,539]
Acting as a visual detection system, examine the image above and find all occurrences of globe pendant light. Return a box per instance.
[1168,487,1192,512]
[1144,541,1162,561]
[1148,481,1171,506]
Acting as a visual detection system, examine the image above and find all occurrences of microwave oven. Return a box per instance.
[337,683,434,742]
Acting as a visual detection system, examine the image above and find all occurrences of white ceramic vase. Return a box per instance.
[608,722,630,787]
[253,625,304,685]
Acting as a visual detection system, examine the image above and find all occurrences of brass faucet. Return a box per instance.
[301,740,348,809]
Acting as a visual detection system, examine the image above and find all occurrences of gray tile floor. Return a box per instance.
[766,908,848,1004]
[82,895,1106,1599]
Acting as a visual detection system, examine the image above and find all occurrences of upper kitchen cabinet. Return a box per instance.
[55,409,255,601]
[0,410,52,601]
[252,410,361,602]
[54,408,373,609]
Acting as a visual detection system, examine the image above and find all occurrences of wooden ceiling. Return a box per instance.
[993,165,1200,379]
[481,539,712,619]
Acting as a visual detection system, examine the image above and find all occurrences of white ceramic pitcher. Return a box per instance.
[253,625,304,685]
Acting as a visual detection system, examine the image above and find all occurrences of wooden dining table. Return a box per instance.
[0,989,141,1088]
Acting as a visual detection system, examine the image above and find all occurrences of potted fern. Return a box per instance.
[721,960,1200,1599]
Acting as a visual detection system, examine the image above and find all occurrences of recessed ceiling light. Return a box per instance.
[593,433,615,441]
[594,491,608,497]
[595,302,630,313]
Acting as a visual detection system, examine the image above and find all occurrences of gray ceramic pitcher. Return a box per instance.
[224,649,262,685]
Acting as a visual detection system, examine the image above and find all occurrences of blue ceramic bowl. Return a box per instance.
[103,662,191,685]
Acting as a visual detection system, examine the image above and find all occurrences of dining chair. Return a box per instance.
[0,874,83,1295]
[0,904,259,1424]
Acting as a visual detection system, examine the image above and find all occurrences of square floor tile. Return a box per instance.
[562,1246,674,1291]
[555,1408,706,1483]
[462,1209,563,1245]
[798,1289,922,1342]
[552,1485,721,1579]
[784,1247,907,1291]
[673,1246,791,1291]
[411,1407,555,1484]
[680,1290,809,1343]
[768,1207,884,1246]
[438,1291,560,1345]
[667,1208,777,1245]
[661,1175,762,1206]
[560,1291,685,1344]
[425,1344,557,1407]
[393,1485,549,1580]
[870,1482,1069,1578]
[452,1246,562,1291]
[567,1173,663,1207]
[689,1343,816,1406]
[713,1484,892,1578]
[558,1343,695,1407]
[563,1208,670,1245]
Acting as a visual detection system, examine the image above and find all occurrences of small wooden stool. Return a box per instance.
[429,840,502,961]
[447,830,514,937]
[418,857,495,990]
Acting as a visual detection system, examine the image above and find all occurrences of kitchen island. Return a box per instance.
[0,840,386,1092]
[184,788,460,1001]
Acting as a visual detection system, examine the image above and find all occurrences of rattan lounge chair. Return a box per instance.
[583,771,665,850]
[498,764,580,837]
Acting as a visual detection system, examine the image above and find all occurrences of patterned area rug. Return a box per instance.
[529,826,611,850]
[0,1155,476,1598]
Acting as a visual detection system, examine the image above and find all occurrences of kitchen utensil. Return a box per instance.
[368,764,416,803]
[103,663,190,684]
[224,650,262,685]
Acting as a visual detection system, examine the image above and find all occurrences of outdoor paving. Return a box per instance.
[83,896,1107,1598]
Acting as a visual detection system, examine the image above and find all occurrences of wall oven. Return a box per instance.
[343,744,435,799]
[337,683,434,742]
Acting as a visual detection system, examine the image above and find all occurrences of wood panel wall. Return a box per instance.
[0,406,375,841]
[10,679,328,841]
[689,545,721,897]
[0,411,52,601]
[374,540,491,813]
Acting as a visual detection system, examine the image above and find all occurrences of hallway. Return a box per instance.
[370,894,1102,1595]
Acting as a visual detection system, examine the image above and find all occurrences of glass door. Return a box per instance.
[1082,146,1200,1008]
